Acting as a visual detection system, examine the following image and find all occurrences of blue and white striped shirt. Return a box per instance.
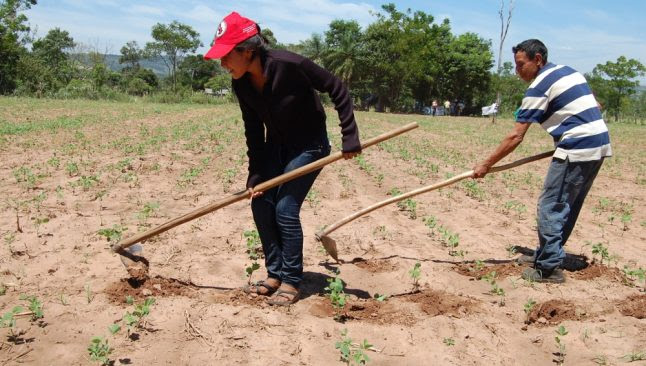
[516,63,612,162]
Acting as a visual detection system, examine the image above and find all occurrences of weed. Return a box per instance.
[397,198,417,219]
[108,323,121,335]
[335,329,372,365]
[87,336,112,365]
[409,262,422,292]
[443,337,455,346]
[462,180,485,201]
[125,295,135,305]
[306,189,321,212]
[623,266,645,286]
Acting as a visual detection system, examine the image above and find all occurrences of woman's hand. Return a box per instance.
[342,150,361,160]
[247,188,263,199]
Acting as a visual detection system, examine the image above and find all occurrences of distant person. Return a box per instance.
[457,100,465,116]
[444,99,451,115]
[472,39,611,283]
[204,12,361,305]
[431,99,438,116]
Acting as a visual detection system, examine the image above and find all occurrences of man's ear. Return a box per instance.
[534,53,544,67]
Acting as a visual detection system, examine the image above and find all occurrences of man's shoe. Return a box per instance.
[515,254,535,265]
[522,267,565,283]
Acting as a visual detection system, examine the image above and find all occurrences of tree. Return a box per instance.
[119,40,143,70]
[177,54,222,91]
[322,20,363,90]
[299,33,326,64]
[145,21,201,90]
[590,56,645,122]
[493,0,514,122]
[28,27,75,92]
[0,0,37,93]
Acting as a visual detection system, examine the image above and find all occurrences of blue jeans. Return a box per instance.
[251,139,330,288]
[534,157,604,271]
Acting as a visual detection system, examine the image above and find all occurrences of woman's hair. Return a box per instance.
[234,24,269,59]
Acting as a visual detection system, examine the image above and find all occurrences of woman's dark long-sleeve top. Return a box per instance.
[232,49,361,188]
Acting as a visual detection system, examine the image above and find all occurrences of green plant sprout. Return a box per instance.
[373,293,388,302]
[87,336,112,365]
[623,266,645,287]
[443,337,455,346]
[481,271,505,305]
[335,329,372,365]
[243,229,262,283]
[19,295,44,320]
[97,225,127,244]
[505,244,517,258]
[590,242,609,264]
[66,162,79,177]
[409,262,422,292]
[325,271,349,321]
[554,325,568,365]
[523,298,536,323]
[137,201,160,222]
[123,297,156,332]
[0,306,23,328]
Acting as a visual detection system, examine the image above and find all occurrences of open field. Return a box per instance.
[1,97,645,365]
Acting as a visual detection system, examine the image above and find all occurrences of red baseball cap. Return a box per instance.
[204,12,258,59]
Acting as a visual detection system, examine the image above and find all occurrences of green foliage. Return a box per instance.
[623,350,646,362]
[554,325,568,364]
[97,224,127,243]
[20,294,44,320]
[408,262,422,291]
[1,306,23,328]
[443,337,455,346]
[590,242,610,264]
[137,201,160,222]
[335,329,372,365]
[123,297,156,331]
[482,271,505,303]
[589,56,645,122]
[325,271,349,319]
[87,336,112,365]
[145,21,201,90]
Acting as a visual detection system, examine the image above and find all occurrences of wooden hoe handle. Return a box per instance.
[316,150,555,239]
[112,122,419,252]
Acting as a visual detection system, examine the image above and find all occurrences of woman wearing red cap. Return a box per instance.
[205,12,361,305]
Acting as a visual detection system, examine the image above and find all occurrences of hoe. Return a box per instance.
[316,150,555,262]
[112,122,419,280]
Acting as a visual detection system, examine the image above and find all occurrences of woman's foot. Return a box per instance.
[243,278,281,296]
[267,284,300,306]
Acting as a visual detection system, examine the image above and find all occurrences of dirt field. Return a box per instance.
[1,97,645,365]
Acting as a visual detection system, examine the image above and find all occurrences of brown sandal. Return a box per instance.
[243,280,279,296]
[267,288,300,306]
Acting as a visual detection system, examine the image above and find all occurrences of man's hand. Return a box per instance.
[342,150,361,160]
[472,162,490,179]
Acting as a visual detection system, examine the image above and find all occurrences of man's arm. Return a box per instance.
[472,122,531,178]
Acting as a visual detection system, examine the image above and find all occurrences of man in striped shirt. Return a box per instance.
[473,39,612,283]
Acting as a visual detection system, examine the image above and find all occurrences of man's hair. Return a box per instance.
[512,39,548,63]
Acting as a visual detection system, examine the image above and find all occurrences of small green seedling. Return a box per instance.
[590,242,609,264]
[325,271,349,320]
[97,225,127,244]
[373,293,388,302]
[554,325,568,365]
[19,295,44,320]
[108,323,121,335]
[481,271,505,305]
[409,262,422,292]
[1,306,23,328]
[335,329,372,365]
[123,297,156,331]
[243,229,261,283]
[88,336,112,365]
[443,337,455,346]
[523,298,536,323]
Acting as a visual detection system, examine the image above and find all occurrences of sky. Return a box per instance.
[24,0,646,78]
